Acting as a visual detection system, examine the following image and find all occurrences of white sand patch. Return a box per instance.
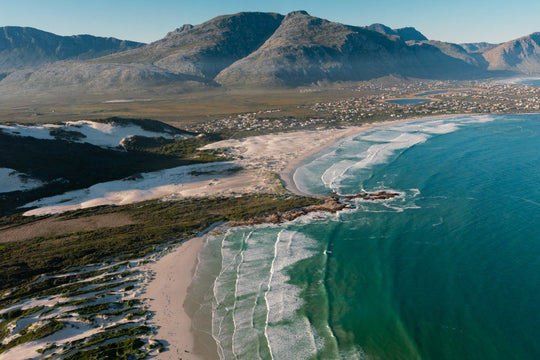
[0,321,104,360]
[0,168,44,193]
[0,258,152,360]
[21,162,246,216]
[64,120,181,148]
[0,120,188,149]
[203,125,389,195]
[0,123,60,140]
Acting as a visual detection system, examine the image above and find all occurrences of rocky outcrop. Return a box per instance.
[339,190,400,201]
[230,190,401,226]
[230,197,348,226]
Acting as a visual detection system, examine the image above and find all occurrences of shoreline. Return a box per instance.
[144,236,209,360]
[279,115,466,196]
[143,113,479,359]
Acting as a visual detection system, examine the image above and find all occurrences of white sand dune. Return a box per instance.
[0,168,44,193]
[22,162,244,216]
[0,120,186,149]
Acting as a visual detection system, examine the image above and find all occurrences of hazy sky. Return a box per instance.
[2,0,539,44]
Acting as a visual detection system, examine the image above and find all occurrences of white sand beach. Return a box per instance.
[145,237,208,360]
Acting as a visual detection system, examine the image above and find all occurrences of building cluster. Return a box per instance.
[311,83,540,122]
[185,82,540,135]
[185,109,334,135]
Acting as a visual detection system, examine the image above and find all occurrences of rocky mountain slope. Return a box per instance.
[366,23,428,42]
[460,42,498,53]
[97,12,284,79]
[216,11,480,87]
[0,26,143,72]
[482,33,540,73]
[416,40,489,68]
[1,11,539,97]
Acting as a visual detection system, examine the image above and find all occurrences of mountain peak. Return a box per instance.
[287,10,310,17]
[165,24,193,38]
[366,23,427,41]
[483,32,540,73]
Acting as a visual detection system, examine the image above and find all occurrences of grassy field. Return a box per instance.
[0,86,368,126]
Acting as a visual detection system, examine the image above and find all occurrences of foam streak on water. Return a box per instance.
[297,116,495,195]
[206,227,322,359]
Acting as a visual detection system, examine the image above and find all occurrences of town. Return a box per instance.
[185,80,540,136]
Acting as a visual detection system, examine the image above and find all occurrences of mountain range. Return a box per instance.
[1,11,539,97]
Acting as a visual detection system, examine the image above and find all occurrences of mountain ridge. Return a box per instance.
[0,26,144,72]
[0,11,539,97]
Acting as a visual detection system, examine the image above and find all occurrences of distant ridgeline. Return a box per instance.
[0,12,539,97]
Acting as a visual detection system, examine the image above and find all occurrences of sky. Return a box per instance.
[2,0,539,44]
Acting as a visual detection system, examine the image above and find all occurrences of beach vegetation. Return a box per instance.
[1,194,321,302]
[0,320,65,354]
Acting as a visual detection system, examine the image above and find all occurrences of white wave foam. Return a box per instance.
[458,115,495,124]
[207,228,322,359]
[322,133,428,192]
[321,160,357,190]
[299,116,501,195]
[264,230,319,360]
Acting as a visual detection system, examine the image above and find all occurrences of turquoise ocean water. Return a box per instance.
[187,114,540,360]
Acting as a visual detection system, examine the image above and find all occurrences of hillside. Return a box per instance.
[0,61,211,97]
[0,26,143,72]
[216,11,480,87]
[0,118,222,216]
[97,12,284,79]
[460,42,498,53]
[417,40,489,68]
[483,33,540,73]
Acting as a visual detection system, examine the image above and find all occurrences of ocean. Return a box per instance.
[186,114,540,360]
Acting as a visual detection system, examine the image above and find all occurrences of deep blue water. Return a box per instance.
[190,114,540,359]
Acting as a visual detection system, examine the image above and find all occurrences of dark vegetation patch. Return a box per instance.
[49,128,87,141]
[93,117,194,136]
[0,320,65,354]
[61,337,146,360]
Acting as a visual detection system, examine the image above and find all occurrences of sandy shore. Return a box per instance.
[145,237,208,360]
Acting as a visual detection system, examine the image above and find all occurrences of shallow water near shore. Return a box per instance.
[189,114,540,359]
